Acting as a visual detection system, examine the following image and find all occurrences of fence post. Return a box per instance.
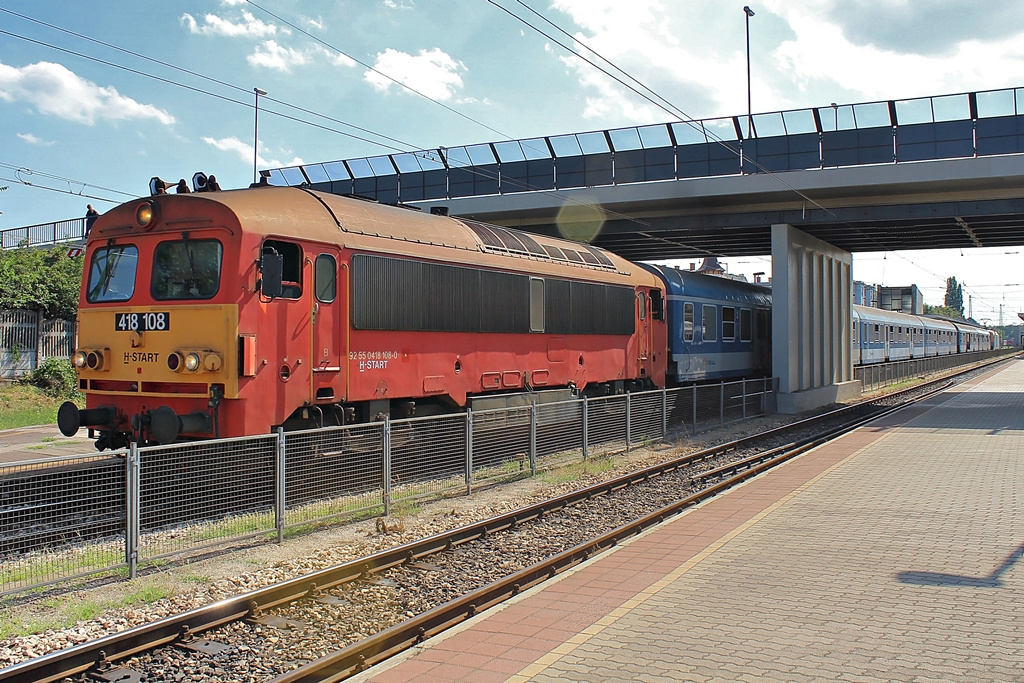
[126,442,140,580]
[692,384,697,435]
[661,388,668,438]
[275,428,286,544]
[742,378,747,419]
[625,392,631,453]
[582,396,589,461]
[383,418,391,517]
[35,310,43,371]
[465,409,473,495]
[529,403,537,476]
[719,381,725,426]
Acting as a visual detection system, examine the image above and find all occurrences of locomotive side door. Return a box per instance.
[311,251,344,404]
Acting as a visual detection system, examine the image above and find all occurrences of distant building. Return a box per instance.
[878,285,924,314]
[853,281,877,307]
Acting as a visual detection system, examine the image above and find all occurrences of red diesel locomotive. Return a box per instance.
[59,186,668,449]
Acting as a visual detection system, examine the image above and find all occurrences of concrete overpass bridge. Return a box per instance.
[265,86,1024,413]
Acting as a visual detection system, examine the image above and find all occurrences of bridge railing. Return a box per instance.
[264,86,1024,204]
[0,218,84,250]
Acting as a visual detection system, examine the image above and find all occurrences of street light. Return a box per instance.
[253,87,267,185]
[743,6,755,139]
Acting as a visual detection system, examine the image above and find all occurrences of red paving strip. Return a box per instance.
[365,400,947,683]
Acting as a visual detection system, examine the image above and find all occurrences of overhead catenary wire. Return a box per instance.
[486,0,909,257]
[0,8,690,250]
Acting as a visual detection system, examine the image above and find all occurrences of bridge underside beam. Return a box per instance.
[771,224,859,413]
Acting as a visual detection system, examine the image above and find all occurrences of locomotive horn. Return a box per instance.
[58,402,114,437]
[149,406,213,444]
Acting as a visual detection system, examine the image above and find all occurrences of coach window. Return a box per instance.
[683,303,694,341]
[152,238,222,300]
[530,278,545,332]
[86,244,138,303]
[722,307,735,341]
[315,254,336,303]
[702,304,718,342]
[263,240,302,299]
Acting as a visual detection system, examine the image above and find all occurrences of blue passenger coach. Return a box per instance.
[641,265,772,383]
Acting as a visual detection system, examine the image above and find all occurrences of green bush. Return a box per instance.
[29,357,80,398]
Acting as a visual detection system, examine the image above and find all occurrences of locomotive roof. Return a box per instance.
[128,187,659,288]
[640,264,772,307]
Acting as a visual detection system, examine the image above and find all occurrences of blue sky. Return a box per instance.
[2,0,1024,323]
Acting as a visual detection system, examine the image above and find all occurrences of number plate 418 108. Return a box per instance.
[115,312,170,331]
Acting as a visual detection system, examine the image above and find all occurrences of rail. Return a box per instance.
[0,378,775,597]
[0,368,968,683]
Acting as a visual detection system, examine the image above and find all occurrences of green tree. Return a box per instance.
[924,304,963,319]
[943,277,964,318]
[0,246,84,319]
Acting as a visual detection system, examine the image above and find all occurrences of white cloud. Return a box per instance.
[180,10,279,38]
[248,40,310,72]
[305,16,324,31]
[546,0,1024,124]
[764,1,1024,102]
[17,132,54,146]
[315,45,357,69]
[0,61,175,126]
[383,0,415,9]
[364,48,466,101]
[202,135,303,170]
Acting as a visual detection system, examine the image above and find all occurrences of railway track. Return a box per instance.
[0,359,1008,682]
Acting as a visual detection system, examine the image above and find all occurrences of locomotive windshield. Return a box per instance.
[151,238,223,300]
[86,245,139,303]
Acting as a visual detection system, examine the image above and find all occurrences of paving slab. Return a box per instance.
[358,359,1024,682]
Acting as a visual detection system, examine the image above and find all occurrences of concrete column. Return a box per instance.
[771,223,860,413]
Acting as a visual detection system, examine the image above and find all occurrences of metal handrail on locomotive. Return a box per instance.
[58,185,998,450]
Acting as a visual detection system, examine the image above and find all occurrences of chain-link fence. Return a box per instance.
[0,378,777,596]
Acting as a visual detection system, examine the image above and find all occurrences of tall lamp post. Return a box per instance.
[253,87,267,185]
[743,6,755,139]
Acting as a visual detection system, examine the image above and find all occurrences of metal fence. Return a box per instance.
[0,218,85,250]
[854,349,1015,391]
[0,309,75,379]
[0,378,775,596]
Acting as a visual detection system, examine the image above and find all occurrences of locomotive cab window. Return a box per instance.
[151,238,222,300]
[702,304,717,342]
[262,240,302,299]
[637,291,647,321]
[86,244,138,303]
[315,254,337,303]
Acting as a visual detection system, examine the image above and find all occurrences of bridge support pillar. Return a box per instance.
[771,223,860,413]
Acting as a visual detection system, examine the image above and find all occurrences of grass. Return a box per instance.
[541,455,618,484]
[0,382,83,430]
[0,580,176,639]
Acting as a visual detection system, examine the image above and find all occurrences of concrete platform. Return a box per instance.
[360,358,1024,682]
[0,424,92,464]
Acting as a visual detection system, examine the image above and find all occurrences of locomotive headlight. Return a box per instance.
[72,350,88,368]
[184,352,201,372]
[135,201,156,229]
[167,351,185,372]
[86,350,104,370]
